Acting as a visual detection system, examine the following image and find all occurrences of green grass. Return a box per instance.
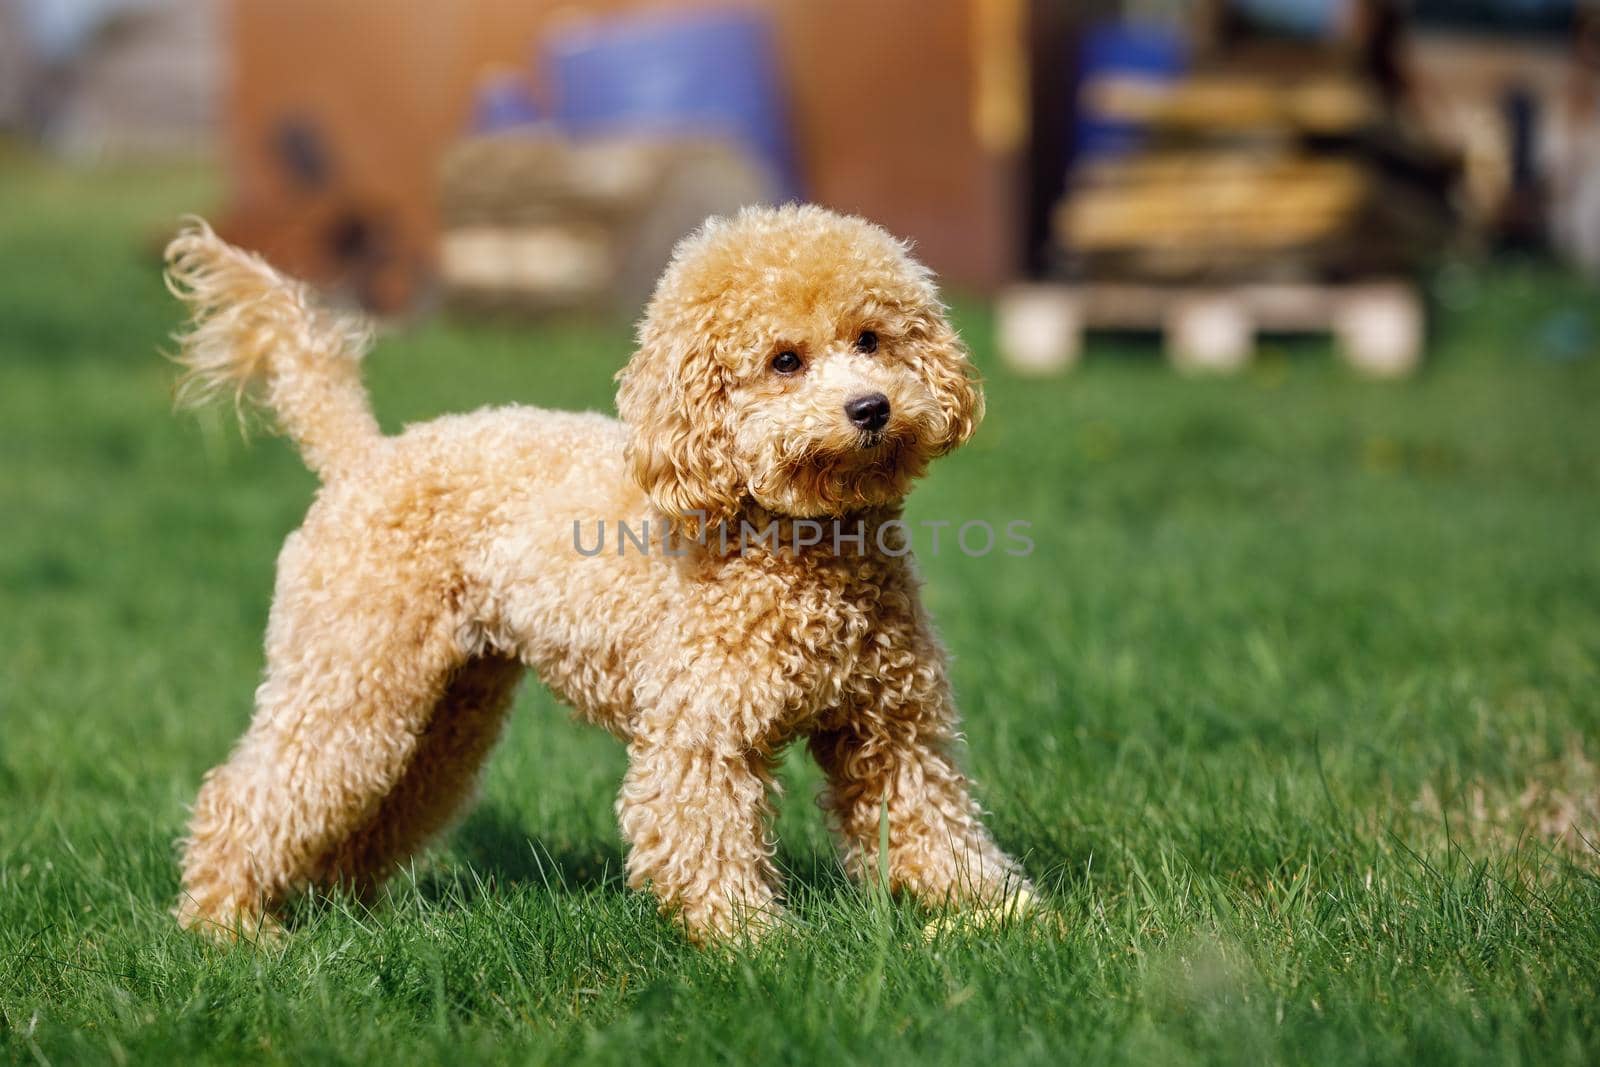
[3,157,1600,1066]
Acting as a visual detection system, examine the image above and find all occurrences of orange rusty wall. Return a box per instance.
[227,0,579,305]
[225,0,1018,302]
[773,0,1019,289]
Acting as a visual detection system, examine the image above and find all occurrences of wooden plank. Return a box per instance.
[996,280,1424,378]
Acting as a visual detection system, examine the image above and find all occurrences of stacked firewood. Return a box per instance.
[1058,67,1458,282]
[439,133,770,314]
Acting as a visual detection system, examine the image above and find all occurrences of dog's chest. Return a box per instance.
[711,552,900,737]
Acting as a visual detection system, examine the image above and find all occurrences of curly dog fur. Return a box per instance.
[163,205,1029,943]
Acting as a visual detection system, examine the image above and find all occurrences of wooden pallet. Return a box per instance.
[997,280,1423,378]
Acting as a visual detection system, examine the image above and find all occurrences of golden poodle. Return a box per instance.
[163,204,1031,943]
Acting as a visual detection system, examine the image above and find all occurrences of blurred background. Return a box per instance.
[4,9,1600,1056]
[2,0,1597,375]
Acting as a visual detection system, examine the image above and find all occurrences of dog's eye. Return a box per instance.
[771,350,803,375]
[855,330,878,354]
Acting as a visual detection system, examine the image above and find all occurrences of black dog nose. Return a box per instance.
[845,392,891,432]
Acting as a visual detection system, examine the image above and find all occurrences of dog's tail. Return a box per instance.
[163,219,381,480]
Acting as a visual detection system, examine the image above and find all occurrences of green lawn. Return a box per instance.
[3,157,1600,1066]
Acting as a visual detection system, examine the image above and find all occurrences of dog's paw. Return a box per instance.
[679,897,791,950]
[176,895,284,945]
[179,909,285,946]
[920,886,1064,941]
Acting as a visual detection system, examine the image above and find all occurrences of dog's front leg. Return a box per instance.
[616,677,783,943]
[809,601,1030,911]
[809,715,1028,911]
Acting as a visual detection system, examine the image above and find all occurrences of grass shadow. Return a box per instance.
[425,797,1071,912]
[419,803,628,907]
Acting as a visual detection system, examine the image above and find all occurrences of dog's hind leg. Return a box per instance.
[176,550,478,937]
[313,653,524,897]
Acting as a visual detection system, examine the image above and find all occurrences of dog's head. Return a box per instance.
[616,205,982,533]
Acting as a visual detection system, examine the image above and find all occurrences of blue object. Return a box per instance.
[1073,22,1189,161]
[543,9,798,199]
[472,70,543,134]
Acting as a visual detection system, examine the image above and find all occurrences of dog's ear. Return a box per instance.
[616,318,742,536]
[910,308,985,454]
